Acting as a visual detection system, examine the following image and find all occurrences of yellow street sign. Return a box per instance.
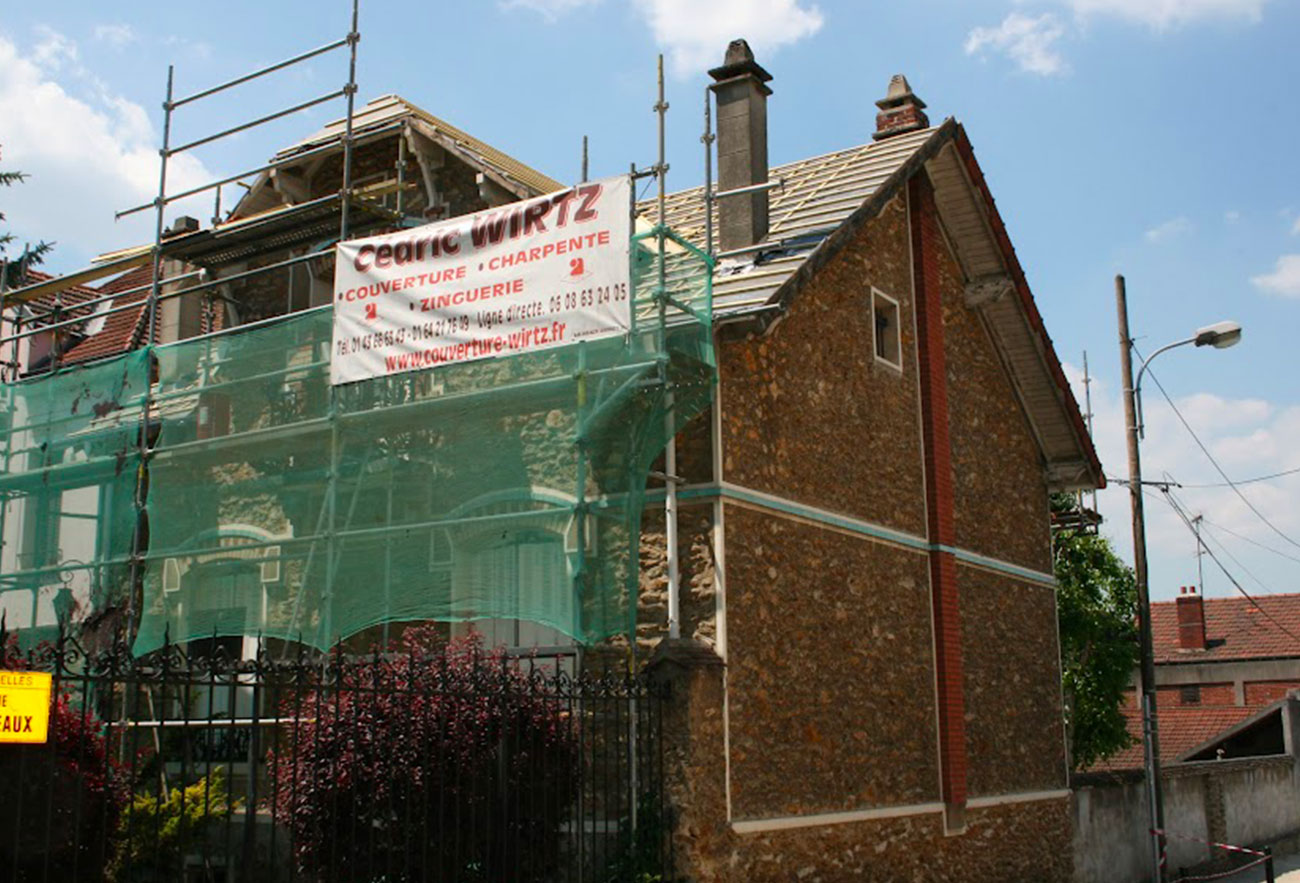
[0,670,52,744]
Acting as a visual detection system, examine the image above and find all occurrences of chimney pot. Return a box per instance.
[709,39,772,253]
[874,74,930,141]
[167,216,200,237]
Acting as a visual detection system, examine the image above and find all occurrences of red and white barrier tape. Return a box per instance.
[1175,854,1270,882]
[1151,829,1268,859]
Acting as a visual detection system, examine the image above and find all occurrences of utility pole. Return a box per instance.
[1116,274,1166,882]
[1082,350,1099,516]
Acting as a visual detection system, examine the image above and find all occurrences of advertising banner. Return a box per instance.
[331,176,631,385]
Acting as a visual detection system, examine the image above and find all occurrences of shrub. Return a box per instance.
[270,629,579,882]
[0,637,127,882]
[109,769,236,881]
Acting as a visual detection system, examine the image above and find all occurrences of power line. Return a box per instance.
[1202,517,1300,567]
[1177,464,1300,489]
[1167,485,1295,597]
[1152,486,1300,644]
[1135,348,1300,553]
[1199,524,1275,597]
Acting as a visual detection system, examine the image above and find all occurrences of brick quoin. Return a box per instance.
[909,172,968,821]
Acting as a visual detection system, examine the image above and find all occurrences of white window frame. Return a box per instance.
[871,287,903,372]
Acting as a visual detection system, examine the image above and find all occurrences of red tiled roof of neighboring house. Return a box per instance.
[1095,705,1260,771]
[58,266,155,366]
[12,269,102,321]
[1153,592,1300,664]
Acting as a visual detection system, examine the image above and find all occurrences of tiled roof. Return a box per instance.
[58,267,154,366]
[640,120,1102,491]
[283,94,564,197]
[1096,705,1260,770]
[14,269,102,323]
[1153,593,1300,664]
[640,126,938,315]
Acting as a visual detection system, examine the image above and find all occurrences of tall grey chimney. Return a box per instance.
[709,39,772,254]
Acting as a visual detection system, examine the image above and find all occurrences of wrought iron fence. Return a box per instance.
[0,626,669,882]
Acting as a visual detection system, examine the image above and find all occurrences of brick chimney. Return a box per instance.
[709,39,772,253]
[874,74,930,141]
[1176,586,1207,651]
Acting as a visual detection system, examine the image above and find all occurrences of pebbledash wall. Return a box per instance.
[641,172,1073,882]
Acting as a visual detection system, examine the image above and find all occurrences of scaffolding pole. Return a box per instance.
[115,6,362,650]
[702,85,715,259]
[340,0,360,243]
[0,259,9,573]
[655,56,680,645]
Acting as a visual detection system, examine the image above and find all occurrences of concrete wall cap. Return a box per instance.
[647,637,725,672]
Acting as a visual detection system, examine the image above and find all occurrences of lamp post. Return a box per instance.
[1114,275,1242,883]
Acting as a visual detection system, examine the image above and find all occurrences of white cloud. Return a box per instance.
[500,0,601,23]
[632,0,825,78]
[1251,255,1300,298]
[31,25,77,70]
[965,13,1067,76]
[92,24,138,49]
[1144,215,1192,243]
[1066,0,1269,29]
[1292,215,1300,235]
[0,29,213,264]
[1224,210,1240,224]
[162,35,213,63]
[1064,362,1300,602]
[969,0,1272,75]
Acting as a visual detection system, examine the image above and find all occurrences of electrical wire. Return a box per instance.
[1202,517,1300,567]
[1150,485,1300,644]
[1166,484,1293,598]
[1135,347,1300,553]
[1199,525,1274,597]
[1177,464,1300,489]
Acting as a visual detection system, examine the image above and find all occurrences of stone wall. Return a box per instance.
[637,502,718,651]
[716,193,926,538]
[722,801,1072,883]
[723,503,938,818]
[653,643,1073,882]
[935,190,1051,574]
[959,564,1067,797]
[647,177,1076,879]
[1072,755,1300,883]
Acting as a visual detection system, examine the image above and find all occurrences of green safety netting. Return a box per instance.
[0,349,150,646]
[123,226,712,653]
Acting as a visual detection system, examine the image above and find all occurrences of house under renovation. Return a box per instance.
[0,28,1101,883]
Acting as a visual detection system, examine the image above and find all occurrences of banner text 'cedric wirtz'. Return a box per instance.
[331,178,630,385]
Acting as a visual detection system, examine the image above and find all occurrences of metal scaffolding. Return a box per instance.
[0,18,715,658]
[0,2,366,639]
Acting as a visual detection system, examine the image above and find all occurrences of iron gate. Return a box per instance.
[0,626,669,882]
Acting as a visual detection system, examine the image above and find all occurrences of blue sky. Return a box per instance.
[2,0,1298,603]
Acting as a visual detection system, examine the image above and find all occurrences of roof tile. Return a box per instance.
[640,127,937,314]
[1153,593,1300,664]
[1096,705,1260,770]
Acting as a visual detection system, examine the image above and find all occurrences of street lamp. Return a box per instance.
[1114,275,1242,883]
[1135,319,1243,436]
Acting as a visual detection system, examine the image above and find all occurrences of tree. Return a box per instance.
[1053,494,1139,770]
[0,143,53,290]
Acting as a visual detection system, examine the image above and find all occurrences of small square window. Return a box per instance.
[872,289,902,370]
[1179,684,1201,705]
